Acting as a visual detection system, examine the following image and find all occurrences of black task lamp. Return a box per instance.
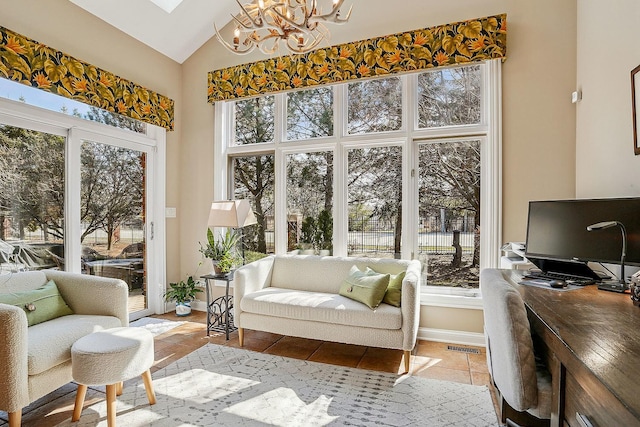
[586,221,628,293]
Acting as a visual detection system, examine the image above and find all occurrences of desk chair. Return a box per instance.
[480,269,552,427]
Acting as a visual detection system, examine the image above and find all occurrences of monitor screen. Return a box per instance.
[525,197,640,267]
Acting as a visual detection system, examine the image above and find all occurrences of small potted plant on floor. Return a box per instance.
[164,276,202,317]
[200,228,241,276]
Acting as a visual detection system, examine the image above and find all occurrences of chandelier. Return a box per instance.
[215,0,352,55]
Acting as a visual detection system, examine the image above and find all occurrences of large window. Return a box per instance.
[0,95,166,319]
[217,61,501,290]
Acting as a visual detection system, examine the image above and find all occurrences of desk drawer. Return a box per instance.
[564,369,640,427]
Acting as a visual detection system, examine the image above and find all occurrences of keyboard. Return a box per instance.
[523,272,596,286]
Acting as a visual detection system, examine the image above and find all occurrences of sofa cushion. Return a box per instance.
[240,287,402,330]
[381,270,406,307]
[0,279,73,326]
[270,255,410,294]
[339,266,389,309]
[27,314,122,376]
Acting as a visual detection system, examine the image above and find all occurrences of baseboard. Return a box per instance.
[418,327,486,347]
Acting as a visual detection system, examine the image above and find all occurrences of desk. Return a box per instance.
[201,272,236,340]
[501,269,640,427]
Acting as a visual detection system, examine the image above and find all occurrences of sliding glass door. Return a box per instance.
[79,139,151,315]
[0,97,165,320]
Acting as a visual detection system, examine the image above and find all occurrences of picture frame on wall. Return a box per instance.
[631,64,640,155]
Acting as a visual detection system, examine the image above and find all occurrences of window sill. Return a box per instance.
[420,286,483,309]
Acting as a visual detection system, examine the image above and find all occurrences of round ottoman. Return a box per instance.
[71,327,156,426]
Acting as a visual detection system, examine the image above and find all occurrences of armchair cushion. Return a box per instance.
[0,280,73,326]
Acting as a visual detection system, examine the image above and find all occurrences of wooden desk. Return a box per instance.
[501,270,640,427]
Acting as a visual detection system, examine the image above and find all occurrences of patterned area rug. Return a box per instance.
[56,344,498,426]
[129,317,185,337]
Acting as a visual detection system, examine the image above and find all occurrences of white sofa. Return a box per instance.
[234,255,421,372]
[0,270,128,427]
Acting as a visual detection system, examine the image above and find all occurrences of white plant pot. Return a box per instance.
[175,301,192,317]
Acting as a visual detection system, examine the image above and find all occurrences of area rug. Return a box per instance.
[56,344,498,427]
[129,317,185,337]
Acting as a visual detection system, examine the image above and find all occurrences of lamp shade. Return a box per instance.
[207,200,257,228]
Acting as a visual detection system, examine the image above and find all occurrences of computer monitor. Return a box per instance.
[525,197,640,268]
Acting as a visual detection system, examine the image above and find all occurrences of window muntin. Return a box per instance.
[347,77,402,134]
[234,95,275,145]
[417,65,481,128]
[286,87,333,141]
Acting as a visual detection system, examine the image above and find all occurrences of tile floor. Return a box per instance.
[1,310,501,426]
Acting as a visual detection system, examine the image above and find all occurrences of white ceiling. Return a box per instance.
[69,0,238,64]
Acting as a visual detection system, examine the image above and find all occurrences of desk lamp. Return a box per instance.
[207,200,258,265]
[587,221,628,293]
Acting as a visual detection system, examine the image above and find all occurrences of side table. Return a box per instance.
[201,272,236,340]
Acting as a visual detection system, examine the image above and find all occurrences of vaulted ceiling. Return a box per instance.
[69,0,238,63]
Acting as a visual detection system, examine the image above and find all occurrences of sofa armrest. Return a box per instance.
[234,256,275,311]
[0,304,29,412]
[400,259,422,351]
[44,271,129,327]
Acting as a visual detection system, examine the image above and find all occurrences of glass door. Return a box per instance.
[78,137,155,318]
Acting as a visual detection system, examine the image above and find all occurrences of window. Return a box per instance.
[0,95,166,319]
[216,61,501,291]
[347,77,402,134]
[0,125,65,271]
[0,78,145,133]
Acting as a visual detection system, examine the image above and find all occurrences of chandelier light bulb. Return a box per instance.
[215,0,353,55]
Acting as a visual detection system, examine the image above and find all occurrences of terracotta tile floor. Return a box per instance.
[1,310,501,426]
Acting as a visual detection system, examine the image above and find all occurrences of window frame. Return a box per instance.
[214,59,502,303]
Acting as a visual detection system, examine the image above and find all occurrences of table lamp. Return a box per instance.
[207,200,257,265]
[587,220,628,292]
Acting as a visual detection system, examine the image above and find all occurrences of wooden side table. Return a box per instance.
[201,272,236,340]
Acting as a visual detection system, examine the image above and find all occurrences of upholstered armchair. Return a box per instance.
[0,270,128,427]
[480,268,552,427]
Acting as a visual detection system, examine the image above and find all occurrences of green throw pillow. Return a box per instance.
[339,266,390,309]
[0,279,73,326]
[367,268,406,307]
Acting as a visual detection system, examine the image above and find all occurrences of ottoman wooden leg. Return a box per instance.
[141,369,156,405]
[72,384,88,422]
[116,381,123,396]
[106,384,117,427]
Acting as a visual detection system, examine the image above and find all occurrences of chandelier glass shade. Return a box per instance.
[215,0,352,55]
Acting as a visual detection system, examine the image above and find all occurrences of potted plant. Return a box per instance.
[164,276,202,316]
[200,228,241,275]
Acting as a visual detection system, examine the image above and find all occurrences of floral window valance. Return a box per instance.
[208,13,506,102]
[0,26,174,131]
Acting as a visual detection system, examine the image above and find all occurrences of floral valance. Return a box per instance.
[208,13,506,102]
[0,26,174,130]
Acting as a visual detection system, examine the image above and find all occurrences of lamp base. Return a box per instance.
[597,280,627,293]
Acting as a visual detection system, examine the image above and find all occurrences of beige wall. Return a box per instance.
[576,0,640,198]
[1,0,183,283]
